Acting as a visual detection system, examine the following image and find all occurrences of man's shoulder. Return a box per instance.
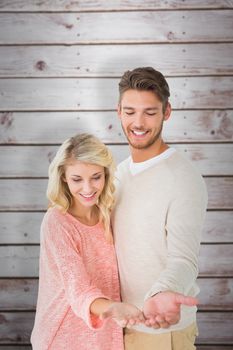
[166,150,207,192]
[167,150,201,176]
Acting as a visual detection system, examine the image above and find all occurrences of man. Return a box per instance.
[112,67,208,349]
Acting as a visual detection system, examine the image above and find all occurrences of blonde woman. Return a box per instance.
[31,133,144,350]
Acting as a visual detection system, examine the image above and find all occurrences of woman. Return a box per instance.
[31,133,144,350]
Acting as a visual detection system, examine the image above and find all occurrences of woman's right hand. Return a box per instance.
[100,302,145,327]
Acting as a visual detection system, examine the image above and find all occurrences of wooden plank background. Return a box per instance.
[0,1,232,349]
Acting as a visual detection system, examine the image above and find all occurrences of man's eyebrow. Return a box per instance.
[145,107,159,111]
[122,107,159,111]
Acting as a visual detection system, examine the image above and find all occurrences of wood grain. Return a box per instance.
[0,279,38,310]
[1,211,232,245]
[0,311,232,344]
[0,244,232,278]
[0,144,232,177]
[1,110,232,144]
[0,11,233,44]
[202,211,233,243]
[0,0,232,11]
[206,177,233,209]
[199,245,233,277]
[1,277,232,311]
[0,44,233,77]
[197,312,233,344]
[1,77,233,111]
[198,278,233,311]
[0,212,43,244]
[0,177,232,211]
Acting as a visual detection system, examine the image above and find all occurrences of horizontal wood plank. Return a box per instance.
[198,278,233,311]
[0,77,233,111]
[0,212,43,244]
[0,312,34,344]
[206,177,233,209]
[0,0,232,11]
[199,245,233,277]
[0,246,40,277]
[0,279,38,310]
[1,43,233,77]
[0,144,232,177]
[0,347,31,350]
[1,277,232,311]
[1,211,232,245]
[201,211,233,243]
[1,110,232,144]
[0,244,232,277]
[0,311,232,344]
[196,312,233,344]
[0,177,232,211]
[0,11,233,44]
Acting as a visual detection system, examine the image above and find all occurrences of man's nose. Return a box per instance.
[133,113,145,128]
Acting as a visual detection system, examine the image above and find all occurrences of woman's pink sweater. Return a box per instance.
[31,207,123,350]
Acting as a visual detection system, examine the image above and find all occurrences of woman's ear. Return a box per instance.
[62,174,67,183]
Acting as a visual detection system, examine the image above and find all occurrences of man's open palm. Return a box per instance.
[143,291,198,328]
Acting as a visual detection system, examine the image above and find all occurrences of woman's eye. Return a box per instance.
[73,178,82,182]
[125,112,134,116]
[93,176,101,180]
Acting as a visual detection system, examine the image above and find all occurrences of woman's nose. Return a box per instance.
[82,181,93,193]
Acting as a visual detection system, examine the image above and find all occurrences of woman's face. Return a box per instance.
[64,160,105,209]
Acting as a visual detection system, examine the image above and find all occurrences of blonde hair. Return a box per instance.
[47,133,116,242]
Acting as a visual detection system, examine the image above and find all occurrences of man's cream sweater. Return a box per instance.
[112,150,208,334]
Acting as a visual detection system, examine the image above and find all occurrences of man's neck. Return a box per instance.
[130,139,169,163]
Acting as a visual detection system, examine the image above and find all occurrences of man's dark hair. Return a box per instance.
[119,67,170,112]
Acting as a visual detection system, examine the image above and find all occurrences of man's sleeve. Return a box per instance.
[144,170,208,299]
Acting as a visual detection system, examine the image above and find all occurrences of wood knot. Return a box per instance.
[65,24,73,29]
[35,60,46,71]
[0,112,13,127]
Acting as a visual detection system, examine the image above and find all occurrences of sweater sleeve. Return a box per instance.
[144,170,208,299]
[41,212,109,329]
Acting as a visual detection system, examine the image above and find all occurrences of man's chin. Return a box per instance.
[128,140,150,150]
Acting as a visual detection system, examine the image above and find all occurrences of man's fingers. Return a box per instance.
[152,322,160,329]
[175,294,199,306]
[155,315,170,329]
[138,314,146,323]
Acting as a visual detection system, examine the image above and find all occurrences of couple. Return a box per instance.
[31,67,208,350]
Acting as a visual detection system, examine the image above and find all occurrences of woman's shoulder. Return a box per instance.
[41,207,72,237]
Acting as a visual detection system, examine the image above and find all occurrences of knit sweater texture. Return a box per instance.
[31,207,123,349]
[112,150,208,334]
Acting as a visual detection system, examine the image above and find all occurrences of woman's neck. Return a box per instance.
[69,204,99,226]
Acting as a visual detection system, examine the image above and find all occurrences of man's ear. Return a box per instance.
[164,102,171,121]
[117,104,122,119]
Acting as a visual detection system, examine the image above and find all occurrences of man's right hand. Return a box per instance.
[143,291,198,328]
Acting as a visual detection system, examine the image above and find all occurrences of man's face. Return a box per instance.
[118,89,171,150]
